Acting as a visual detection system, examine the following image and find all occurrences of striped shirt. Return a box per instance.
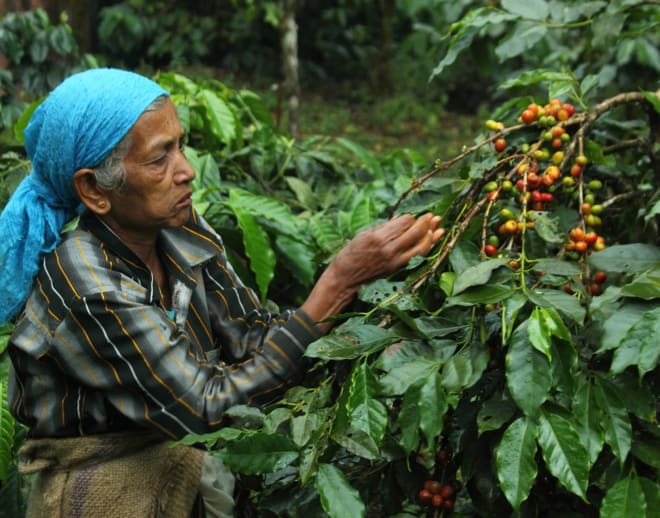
[8,209,321,440]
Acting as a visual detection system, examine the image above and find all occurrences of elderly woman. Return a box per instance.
[0,68,443,517]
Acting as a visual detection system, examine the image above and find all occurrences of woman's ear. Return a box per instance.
[72,169,111,215]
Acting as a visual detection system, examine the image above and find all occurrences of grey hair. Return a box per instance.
[92,95,170,192]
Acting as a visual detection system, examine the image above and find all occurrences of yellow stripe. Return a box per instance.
[54,249,80,299]
[101,293,204,420]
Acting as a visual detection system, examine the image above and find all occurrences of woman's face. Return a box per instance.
[102,98,196,242]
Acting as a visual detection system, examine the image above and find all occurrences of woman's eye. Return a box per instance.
[151,154,168,165]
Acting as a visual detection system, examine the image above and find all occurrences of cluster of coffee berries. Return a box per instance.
[519,99,576,127]
[565,226,606,255]
[564,270,607,296]
[418,479,456,512]
[479,98,611,269]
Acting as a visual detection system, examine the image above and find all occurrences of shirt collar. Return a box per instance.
[79,209,222,285]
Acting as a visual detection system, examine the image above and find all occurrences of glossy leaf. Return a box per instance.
[594,378,632,467]
[620,268,660,300]
[452,258,509,295]
[315,463,365,518]
[496,417,538,510]
[0,380,15,481]
[573,377,604,465]
[379,359,439,396]
[229,204,275,301]
[501,0,550,19]
[477,394,517,434]
[506,322,551,416]
[441,342,489,394]
[198,88,237,147]
[600,473,646,518]
[587,243,660,273]
[496,23,547,60]
[398,384,422,453]
[639,476,660,513]
[527,306,553,360]
[347,362,387,447]
[305,324,398,360]
[538,410,590,500]
[215,433,298,474]
[599,302,649,352]
[419,371,448,444]
[611,306,660,377]
[448,284,515,306]
[528,288,585,324]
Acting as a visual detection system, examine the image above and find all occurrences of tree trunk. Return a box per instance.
[280,0,300,138]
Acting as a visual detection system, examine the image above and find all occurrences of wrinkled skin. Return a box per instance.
[303,212,444,331]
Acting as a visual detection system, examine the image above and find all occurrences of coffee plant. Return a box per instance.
[167,78,659,516]
[1,70,658,518]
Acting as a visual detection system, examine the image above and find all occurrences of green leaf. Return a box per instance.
[527,307,553,360]
[347,362,387,447]
[528,288,585,324]
[419,371,448,444]
[305,324,398,360]
[538,409,590,500]
[573,377,604,465]
[447,284,515,306]
[501,0,550,19]
[315,464,366,518]
[349,197,379,234]
[248,126,278,179]
[198,89,237,147]
[502,292,529,340]
[499,69,575,90]
[215,433,298,474]
[620,268,660,300]
[639,477,660,515]
[229,205,275,301]
[478,393,517,434]
[291,412,323,448]
[380,359,439,396]
[0,379,15,481]
[228,188,301,237]
[310,212,344,253]
[531,259,581,276]
[238,89,274,126]
[430,8,518,79]
[495,23,548,60]
[644,90,660,114]
[275,234,316,287]
[335,137,383,180]
[587,244,660,273]
[506,321,551,416]
[594,378,632,467]
[452,258,509,295]
[600,473,647,518]
[398,384,421,453]
[496,417,538,510]
[441,341,489,394]
[611,306,660,377]
[598,302,649,352]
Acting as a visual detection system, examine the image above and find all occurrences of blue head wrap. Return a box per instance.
[0,68,169,323]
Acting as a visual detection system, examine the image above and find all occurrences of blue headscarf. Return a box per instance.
[0,68,169,323]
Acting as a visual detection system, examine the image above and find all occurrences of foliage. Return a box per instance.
[0,8,97,140]
[0,1,658,516]
[97,0,219,69]
[429,0,660,103]
[166,71,660,516]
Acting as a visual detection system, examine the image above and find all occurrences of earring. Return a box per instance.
[98,201,107,209]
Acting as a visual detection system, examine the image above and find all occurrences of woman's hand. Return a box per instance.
[301,213,444,331]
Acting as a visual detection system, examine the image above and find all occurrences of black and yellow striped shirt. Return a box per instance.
[8,209,321,440]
